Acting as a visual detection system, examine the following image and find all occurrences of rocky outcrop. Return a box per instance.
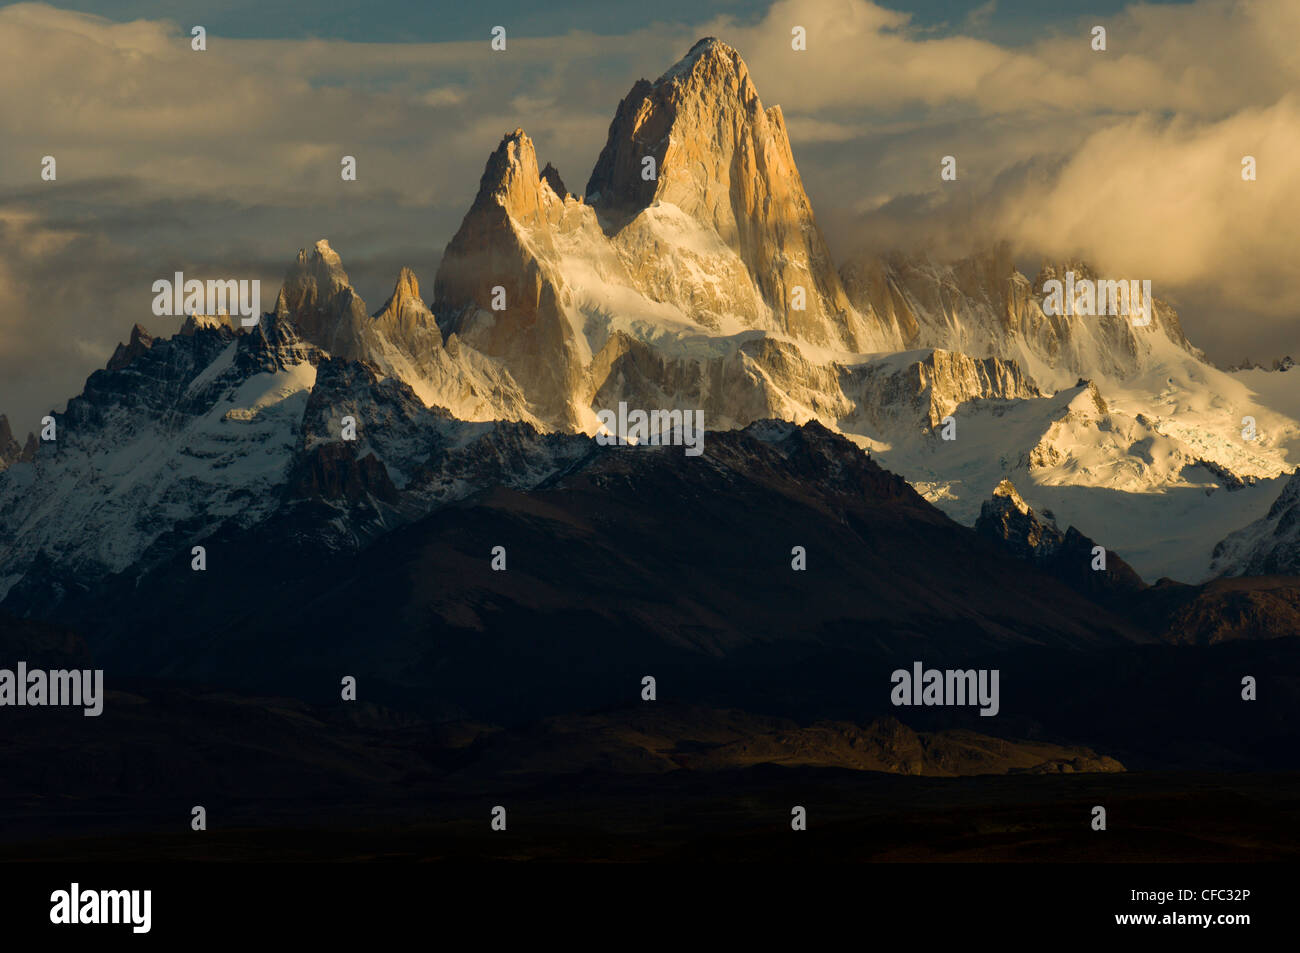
[0,315,321,601]
[977,479,1146,602]
[841,245,1205,390]
[364,266,538,425]
[1130,576,1300,643]
[976,479,1066,561]
[274,242,538,426]
[274,239,371,358]
[432,129,589,427]
[841,349,1044,433]
[586,37,891,352]
[106,323,155,371]
[539,161,568,199]
[287,442,399,505]
[0,415,30,470]
[475,709,1125,777]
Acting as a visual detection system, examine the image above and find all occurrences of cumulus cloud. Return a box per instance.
[0,3,688,203]
[703,0,1300,118]
[999,96,1300,313]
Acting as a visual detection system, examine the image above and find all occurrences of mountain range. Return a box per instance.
[0,36,1298,712]
[3,36,1300,867]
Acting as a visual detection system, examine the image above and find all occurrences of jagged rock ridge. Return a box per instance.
[0,37,1297,593]
[976,478,1146,604]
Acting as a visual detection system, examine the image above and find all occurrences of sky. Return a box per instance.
[7,0,1190,42]
[1,0,1297,429]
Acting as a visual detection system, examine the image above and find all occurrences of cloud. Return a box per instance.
[963,0,997,33]
[0,4,694,422]
[997,96,1300,314]
[419,86,467,107]
[0,0,1297,428]
[782,116,864,142]
[706,0,1300,118]
[0,3,690,204]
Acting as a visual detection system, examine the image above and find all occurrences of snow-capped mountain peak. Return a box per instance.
[1,37,1297,605]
